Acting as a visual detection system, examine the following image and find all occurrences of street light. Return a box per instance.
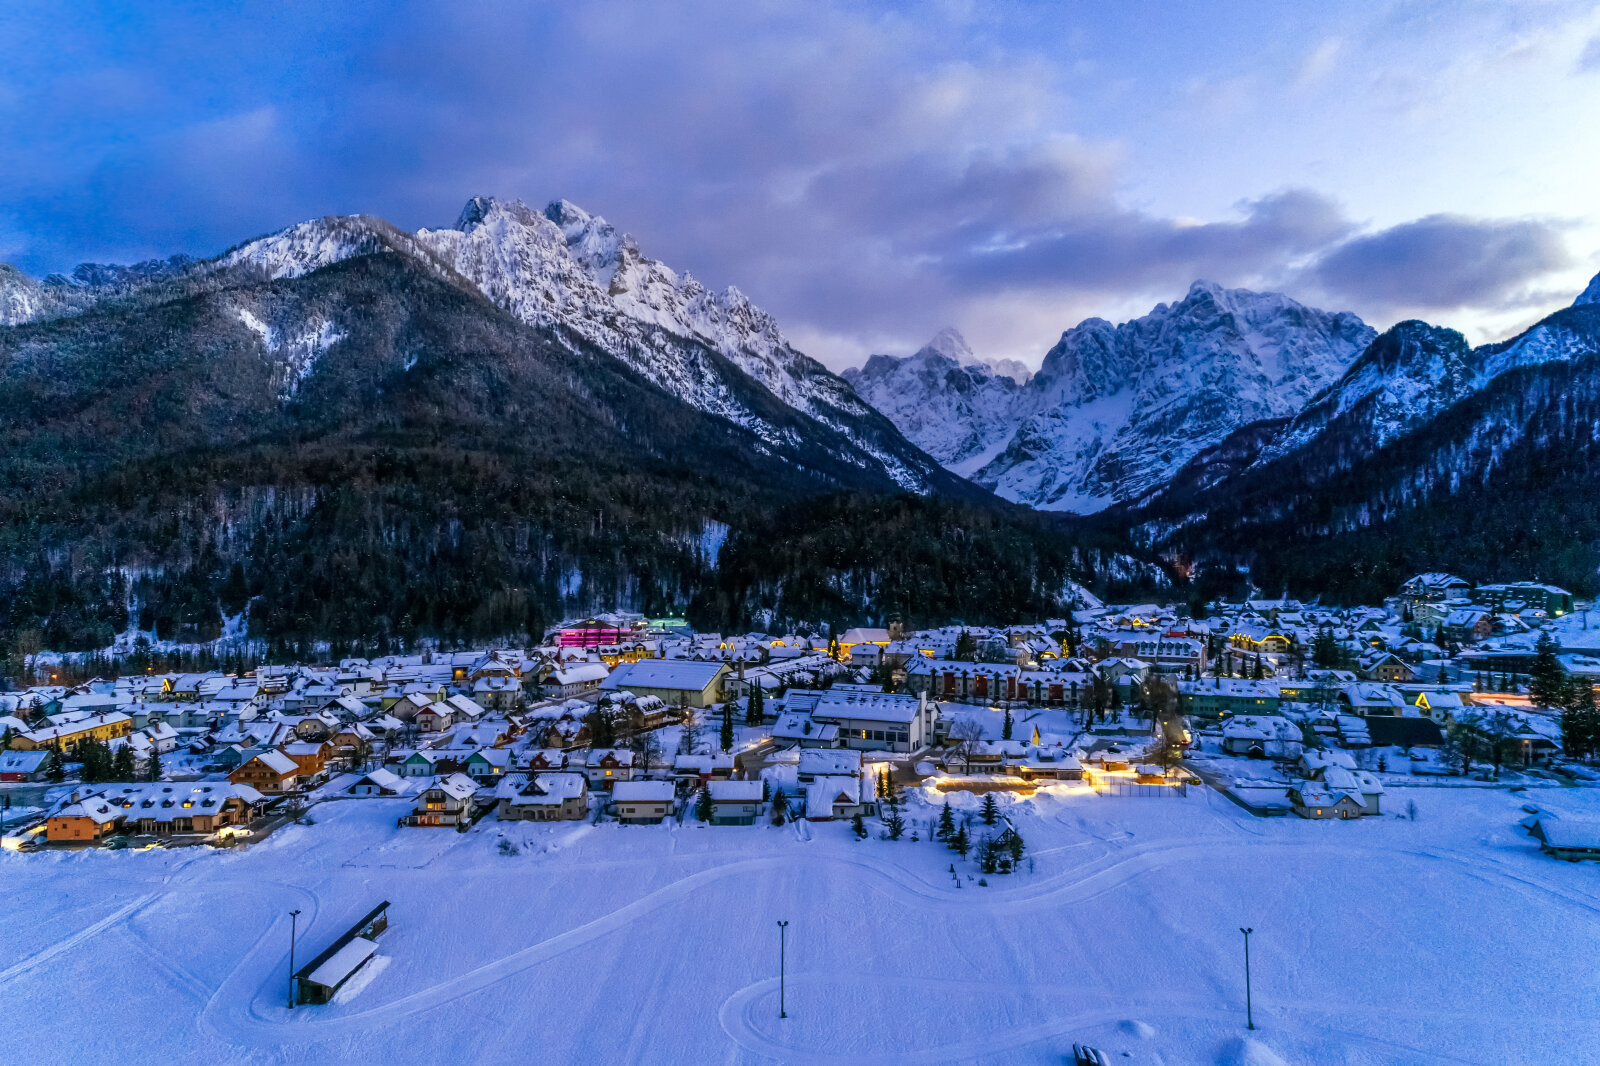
[288,909,302,1009]
[776,920,789,1019]
[1240,927,1254,1030]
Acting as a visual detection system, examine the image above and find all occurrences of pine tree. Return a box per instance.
[146,747,163,781]
[937,799,955,840]
[851,811,867,839]
[44,747,65,783]
[1562,677,1599,760]
[950,823,970,858]
[79,740,107,784]
[720,700,734,753]
[761,777,771,802]
[1530,632,1565,709]
[1002,707,1014,740]
[885,803,905,840]
[1312,627,1340,669]
[980,793,999,826]
[695,785,714,822]
[770,787,787,825]
[112,745,136,782]
[745,682,764,727]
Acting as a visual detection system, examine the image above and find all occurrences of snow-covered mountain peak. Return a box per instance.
[921,326,975,363]
[455,195,498,232]
[842,331,1023,473]
[846,281,1375,512]
[1575,269,1600,308]
[217,214,420,281]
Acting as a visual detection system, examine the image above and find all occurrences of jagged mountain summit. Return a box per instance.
[2,197,952,494]
[842,328,1025,473]
[412,197,922,483]
[846,282,1375,512]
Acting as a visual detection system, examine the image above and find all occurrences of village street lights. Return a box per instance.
[1240,927,1254,1030]
[288,909,302,1009]
[776,920,789,1019]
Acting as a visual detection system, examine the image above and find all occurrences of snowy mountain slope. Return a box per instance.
[1125,270,1600,600]
[873,282,1373,512]
[0,198,954,494]
[1,264,75,326]
[842,329,1023,474]
[413,198,931,485]
[1256,281,1600,467]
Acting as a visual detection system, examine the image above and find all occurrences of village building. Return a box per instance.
[402,773,478,827]
[706,780,763,824]
[803,775,871,821]
[10,712,133,753]
[540,662,610,699]
[228,749,301,793]
[1288,786,1368,820]
[672,751,736,793]
[1177,678,1281,719]
[610,779,675,824]
[807,690,932,753]
[600,659,727,709]
[497,772,589,821]
[347,768,404,796]
[0,749,49,781]
[584,748,636,789]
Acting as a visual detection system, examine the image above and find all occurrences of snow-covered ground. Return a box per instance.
[2,781,1596,1065]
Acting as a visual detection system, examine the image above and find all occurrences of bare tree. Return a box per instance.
[631,729,664,777]
[677,705,702,755]
[948,718,985,773]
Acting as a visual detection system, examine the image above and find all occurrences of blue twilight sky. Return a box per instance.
[2,0,1598,369]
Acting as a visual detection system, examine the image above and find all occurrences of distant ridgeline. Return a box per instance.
[0,201,1160,657]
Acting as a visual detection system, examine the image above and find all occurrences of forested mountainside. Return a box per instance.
[1119,283,1600,604]
[0,207,1161,653]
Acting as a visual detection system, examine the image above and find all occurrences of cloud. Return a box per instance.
[1307,214,1571,314]
[1295,36,1344,89]
[0,1,1593,369]
[1579,33,1600,73]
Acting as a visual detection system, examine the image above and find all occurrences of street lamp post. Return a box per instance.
[776,920,789,1019]
[288,909,302,1010]
[1240,927,1254,1030]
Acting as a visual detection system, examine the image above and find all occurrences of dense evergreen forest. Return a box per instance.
[0,249,1167,659]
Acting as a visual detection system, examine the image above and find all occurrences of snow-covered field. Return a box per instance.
[2,782,1596,1065]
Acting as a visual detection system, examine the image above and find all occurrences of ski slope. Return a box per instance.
[1,783,1595,1065]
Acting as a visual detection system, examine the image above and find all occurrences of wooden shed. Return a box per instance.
[294,902,391,1005]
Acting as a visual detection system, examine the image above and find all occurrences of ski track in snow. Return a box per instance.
[9,790,1600,1064]
[178,822,1599,1053]
[0,893,160,985]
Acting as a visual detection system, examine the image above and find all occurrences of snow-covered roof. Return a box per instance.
[425,773,477,801]
[708,780,763,802]
[306,937,377,989]
[797,749,862,776]
[612,780,675,802]
[250,749,299,775]
[601,660,725,692]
